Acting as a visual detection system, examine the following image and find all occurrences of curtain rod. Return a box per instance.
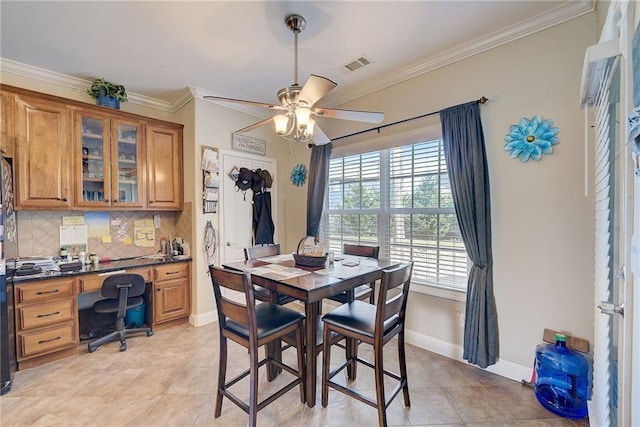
[331,96,489,143]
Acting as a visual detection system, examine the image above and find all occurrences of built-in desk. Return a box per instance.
[10,256,191,370]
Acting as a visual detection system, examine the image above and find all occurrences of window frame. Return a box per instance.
[324,126,470,301]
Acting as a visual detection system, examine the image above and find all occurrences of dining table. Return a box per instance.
[222,253,398,407]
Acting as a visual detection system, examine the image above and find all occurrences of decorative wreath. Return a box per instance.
[291,163,307,187]
[504,115,560,162]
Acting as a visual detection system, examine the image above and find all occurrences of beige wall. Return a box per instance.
[316,13,598,371]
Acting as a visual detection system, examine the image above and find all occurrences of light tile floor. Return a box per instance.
[1,321,590,426]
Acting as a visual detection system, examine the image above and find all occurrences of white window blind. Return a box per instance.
[325,139,469,291]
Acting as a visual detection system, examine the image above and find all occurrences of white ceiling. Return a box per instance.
[0,1,594,112]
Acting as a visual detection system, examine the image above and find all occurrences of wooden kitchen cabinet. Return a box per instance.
[14,94,72,209]
[1,84,184,211]
[152,262,190,324]
[146,123,183,210]
[73,109,145,209]
[14,277,78,369]
[0,91,15,157]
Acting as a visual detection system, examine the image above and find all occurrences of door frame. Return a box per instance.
[218,149,278,266]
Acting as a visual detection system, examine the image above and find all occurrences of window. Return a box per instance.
[325,138,469,295]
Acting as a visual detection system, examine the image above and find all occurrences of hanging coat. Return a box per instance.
[253,190,274,244]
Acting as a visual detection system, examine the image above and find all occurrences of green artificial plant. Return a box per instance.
[86,78,128,102]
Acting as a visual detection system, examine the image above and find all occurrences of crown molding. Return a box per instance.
[320,0,596,107]
[0,58,176,112]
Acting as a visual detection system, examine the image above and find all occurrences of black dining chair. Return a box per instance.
[244,244,295,305]
[87,273,153,353]
[209,265,306,427]
[327,244,380,305]
[321,262,413,427]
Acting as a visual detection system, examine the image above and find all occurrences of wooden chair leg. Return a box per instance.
[374,343,388,427]
[398,330,411,406]
[295,322,306,403]
[215,335,227,418]
[368,281,376,304]
[347,336,358,380]
[249,343,259,427]
[321,324,332,407]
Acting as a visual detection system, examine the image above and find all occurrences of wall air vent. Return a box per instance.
[344,55,373,72]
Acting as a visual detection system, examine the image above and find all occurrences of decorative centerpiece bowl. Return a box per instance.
[293,237,327,267]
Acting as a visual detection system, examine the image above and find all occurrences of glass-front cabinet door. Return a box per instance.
[76,111,111,208]
[74,111,144,208]
[111,120,144,208]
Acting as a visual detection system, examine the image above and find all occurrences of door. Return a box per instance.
[219,150,277,265]
[111,119,144,208]
[14,95,72,209]
[146,123,183,210]
[591,57,634,426]
[74,110,112,208]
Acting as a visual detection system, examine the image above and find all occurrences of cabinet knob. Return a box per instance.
[62,197,68,202]
[156,288,161,292]
[149,200,154,204]
[105,199,110,202]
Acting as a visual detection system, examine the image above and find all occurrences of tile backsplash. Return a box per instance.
[16,210,179,260]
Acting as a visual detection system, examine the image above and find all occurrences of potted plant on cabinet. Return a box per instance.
[86,78,128,109]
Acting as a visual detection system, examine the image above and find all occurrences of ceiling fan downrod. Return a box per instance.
[285,14,306,87]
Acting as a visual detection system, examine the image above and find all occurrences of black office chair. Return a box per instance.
[327,244,380,304]
[87,273,153,353]
[244,244,295,305]
[321,262,413,427]
[209,266,305,427]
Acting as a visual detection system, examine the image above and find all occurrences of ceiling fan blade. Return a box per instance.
[299,75,337,107]
[236,117,274,133]
[312,124,331,146]
[204,95,285,111]
[313,107,384,124]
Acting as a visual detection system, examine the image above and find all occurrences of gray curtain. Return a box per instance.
[306,143,332,237]
[440,101,497,368]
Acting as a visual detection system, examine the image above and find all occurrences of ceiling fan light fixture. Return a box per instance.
[203,14,383,148]
[274,114,289,135]
[305,118,316,137]
[295,107,311,128]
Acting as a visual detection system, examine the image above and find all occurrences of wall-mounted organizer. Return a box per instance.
[201,146,219,213]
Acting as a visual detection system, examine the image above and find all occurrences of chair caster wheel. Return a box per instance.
[119,344,127,352]
[147,331,154,337]
[88,346,95,353]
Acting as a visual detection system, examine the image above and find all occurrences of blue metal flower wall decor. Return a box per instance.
[504,115,560,162]
[291,163,307,187]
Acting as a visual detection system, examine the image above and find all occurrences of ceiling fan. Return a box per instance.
[204,14,384,147]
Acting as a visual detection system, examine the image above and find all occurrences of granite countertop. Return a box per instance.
[9,255,192,283]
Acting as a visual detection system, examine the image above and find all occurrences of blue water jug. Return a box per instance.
[535,333,590,419]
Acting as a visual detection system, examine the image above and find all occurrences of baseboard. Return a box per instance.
[189,310,217,327]
[405,329,532,383]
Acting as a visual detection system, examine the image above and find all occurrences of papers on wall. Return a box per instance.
[60,225,88,255]
[134,219,155,247]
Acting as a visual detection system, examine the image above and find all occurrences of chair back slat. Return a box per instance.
[210,266,256,330]
[343,244,380,259]
[244,244,281,261]
[376,263,413,328]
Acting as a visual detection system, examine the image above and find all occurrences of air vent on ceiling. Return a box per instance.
[344,55,373,72]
